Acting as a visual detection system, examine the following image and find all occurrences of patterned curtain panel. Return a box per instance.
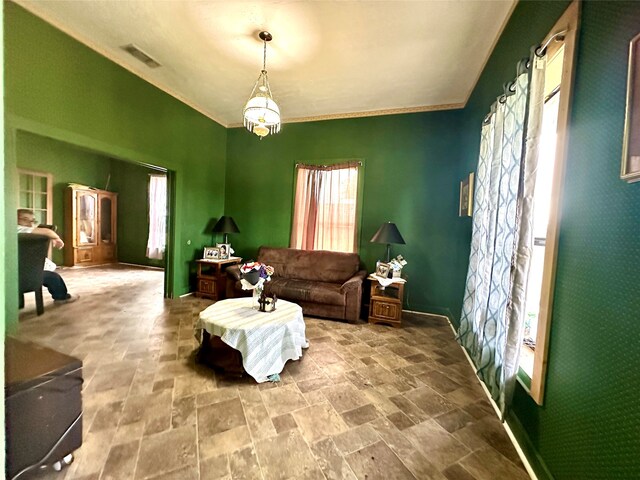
[457,54,546,416]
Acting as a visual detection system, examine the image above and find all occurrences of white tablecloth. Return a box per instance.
[196,297,309,383]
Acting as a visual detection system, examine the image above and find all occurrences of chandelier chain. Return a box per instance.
[263,39,267,71]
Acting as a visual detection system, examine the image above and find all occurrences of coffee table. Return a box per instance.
[195,297,309,383]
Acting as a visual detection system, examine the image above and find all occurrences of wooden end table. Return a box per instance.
[368,275,406,328]
[195,256,242,300]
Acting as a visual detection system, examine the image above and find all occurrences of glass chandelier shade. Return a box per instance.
[243,32,281,138]
[243,70,281,138]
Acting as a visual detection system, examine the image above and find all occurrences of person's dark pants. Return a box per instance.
[43,271,70,301]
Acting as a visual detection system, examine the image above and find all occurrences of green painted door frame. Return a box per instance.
[164,169,177,298]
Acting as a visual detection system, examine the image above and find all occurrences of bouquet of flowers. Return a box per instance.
[240,261,274,288]
[240,261,275,309]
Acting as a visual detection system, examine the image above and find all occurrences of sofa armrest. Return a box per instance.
[341,270,367,322]
[226,264,242,282]
[225,265,252,299]
[341,269,368,293]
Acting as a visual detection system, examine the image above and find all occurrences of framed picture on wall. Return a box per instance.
[216,243,230,260]
[459,172,475,217]
[622,32,640,183]
[203,247,220,260]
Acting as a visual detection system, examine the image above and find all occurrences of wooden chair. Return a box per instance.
[18,233,50,316]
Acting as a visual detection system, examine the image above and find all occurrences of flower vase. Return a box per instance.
[243,270,261,286]
[252,286,263,310]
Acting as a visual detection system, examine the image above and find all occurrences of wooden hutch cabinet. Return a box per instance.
[64,185,118,266]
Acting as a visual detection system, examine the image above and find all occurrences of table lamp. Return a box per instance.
[212,216,240,244]
[370,222,405,262]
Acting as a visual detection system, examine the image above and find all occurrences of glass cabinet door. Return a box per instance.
[77,191,97,245]
[100,196,112,243]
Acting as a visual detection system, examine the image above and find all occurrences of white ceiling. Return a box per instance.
[15,0,516,127]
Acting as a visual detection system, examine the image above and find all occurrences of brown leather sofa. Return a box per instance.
[226,247,367,323]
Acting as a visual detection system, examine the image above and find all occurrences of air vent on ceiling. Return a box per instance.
[121,44,161,68]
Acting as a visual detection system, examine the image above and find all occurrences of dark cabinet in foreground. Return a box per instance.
[5,337,83,478]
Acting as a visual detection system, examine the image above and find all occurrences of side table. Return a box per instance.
[195,256,242,300]
[368,275,406,328]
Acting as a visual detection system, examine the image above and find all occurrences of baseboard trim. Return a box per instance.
[505,410,555,480]
[402,308,449,319]
[401,305,455,321]
[444,319,542,480]
[118,262,165,271]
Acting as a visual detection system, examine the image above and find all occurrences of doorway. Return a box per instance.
[14,131,176,318]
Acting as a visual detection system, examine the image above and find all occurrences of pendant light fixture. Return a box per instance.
[243,31,281,138]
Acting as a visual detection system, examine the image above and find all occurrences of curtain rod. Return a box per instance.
[536,29,568,57]
[296,160,362,169]
[482,29,567,126]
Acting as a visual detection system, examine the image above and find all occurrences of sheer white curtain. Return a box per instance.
[147,174,167,260]
[290,162,359,253]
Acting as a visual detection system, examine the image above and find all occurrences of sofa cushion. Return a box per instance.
[258,247,359,284]
[267,278,346,306]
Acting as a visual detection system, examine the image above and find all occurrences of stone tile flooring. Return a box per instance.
[15,265,529,480]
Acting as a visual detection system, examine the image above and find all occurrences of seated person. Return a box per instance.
[17,209,78,305]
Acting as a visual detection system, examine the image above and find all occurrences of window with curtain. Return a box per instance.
[290,162,360,253]
[518,4,578,406]
[457,2,578,413]
[147,174,167,260]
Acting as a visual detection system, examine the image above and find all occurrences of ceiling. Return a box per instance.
[15,0,516,128]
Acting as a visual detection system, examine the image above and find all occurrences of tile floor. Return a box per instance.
[14,265,529,480]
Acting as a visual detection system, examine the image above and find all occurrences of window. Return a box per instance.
[518,2,579,404]
[17,169,53,225]
[147,174,167,260]
[290,161,361,253]
[520,50,562,378]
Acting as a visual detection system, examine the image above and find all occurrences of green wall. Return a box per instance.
[459,1,640,478]
[226,111,467,316]
[4,2,227,326]
[514,2,640,479]
[1,1,6,471]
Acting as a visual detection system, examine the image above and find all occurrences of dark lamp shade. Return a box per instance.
[370,222,405,245]
[212,216,240,234]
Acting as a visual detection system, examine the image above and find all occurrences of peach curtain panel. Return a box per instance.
[290,162,360,253]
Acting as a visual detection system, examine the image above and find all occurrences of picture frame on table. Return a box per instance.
[203,247,220,260]
[459,172,475,217]
[375,262,391,278]
[621,32,640,183]
[216,243,231,260]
